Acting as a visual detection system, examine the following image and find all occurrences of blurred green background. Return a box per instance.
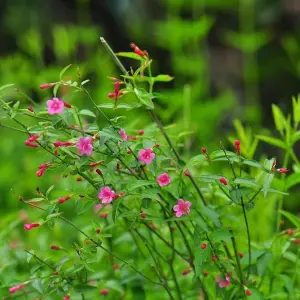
[1,0,300,210]
[0,0,300,296]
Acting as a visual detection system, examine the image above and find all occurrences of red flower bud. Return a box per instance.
[130,43,147,57]
[201,148,207,153]
[96,228,101,234]
[245,289,252,296]
[277,168,289,174]
[203,271,209,277]
[100,289,109,295]
[284,229,294,235]
[53,271,59,275]
[25,140,39,148]
[238,252,244,258]
[62,100,72,108]
[50,245,61,250]
[127,150,132,154]
[234,140,241,154]
[24,223,40,231]
[53,141,74,147]
[27,106,34,112]
[9,284,26,294]
[200,243,207,249]
[63,295,70,300]
[184,170,191,177]
[140,213,147,219]
[99,213,108,219]
[76,177,82,181]
[211,255,217,261]
[182,269,190,276]
[96,169,103,176]
[138,129,144,135]
[40,83,55,89]
[219,177,228,185]
[112,264,120,270]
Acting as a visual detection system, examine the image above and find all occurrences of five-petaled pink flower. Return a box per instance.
[119,129,128,141]
[157,173,171,186]
[138,148,155,165]
[46,97,64,115]
[76,137,93,156]
[24,223,40,231]
[98,186,116,204]
[216,275,230,288]
[9,283,26,294]
[173,199,191,217]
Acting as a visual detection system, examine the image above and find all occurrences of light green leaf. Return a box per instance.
[234,178,259,187]
[59,64,72,79]
[117,52,145,61]
[286,172,300,189]
[256,135,286,149]
[79,109,96,118]
[74,284,97,293]
[243,159,268,172]
[153,74,174,82]
[127,180,156,191]
[263,173,274,197]
[184,155,206,171]
[211,228,232,241]
[134,88,154,110]
[280,210,300,227]
[0,84,14,91]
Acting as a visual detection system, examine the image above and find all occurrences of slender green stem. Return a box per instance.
[0,122,27,133]
[241,197,251,279]
[229,228,244,284]
[220,142,237,179]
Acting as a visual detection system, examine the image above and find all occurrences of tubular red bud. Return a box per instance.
[96,228,101,234]
[184,170,191,177]
[201,147,207,154]
[284,229,294,235]
[245,289,252,296]
[58,195,72,204]
[40,83,55,89]
[27,106,34,112]
[100,289,109,295]
[138,129,144,135]
[182,269,190,276]
[234,140,241,154]
[25,140,39,148]
[112,264,120,270]
[99,213,108,219]
[9,284,26,294]
[277,168,289,174]
[96,169,103,176]
[62,100,72,108]
[24,223,40,231]
[219,177,228,185]
[114,81,120,93]
[140,213,147,219]
[50,245,61,250]
[200,243,207,249]
[211,255,217,261]
[53,141,74,147]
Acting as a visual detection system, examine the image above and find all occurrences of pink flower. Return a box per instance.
[138,148,155,165]
[119,129,128,141]
[9,283,25,294]
[173,199,191,217]
[46,97,64,115]
[216,275,230,288]
[76,137,93,156]
[98,186,116,204]
[24,223,40,231]
[157,173,171,186]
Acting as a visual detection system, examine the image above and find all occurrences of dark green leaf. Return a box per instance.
[211,228,232,242]
[256,135,286,149]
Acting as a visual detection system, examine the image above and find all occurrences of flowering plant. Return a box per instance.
[0,38,299,299]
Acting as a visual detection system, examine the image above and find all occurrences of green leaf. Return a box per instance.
[280,274,293,296]
[46,185,55,198]
[127,180,156,191]
[194,246,211,277]
[210,150,238,160]
[79,109,96,118]
[257,252,272,276]
[256,135,286,149]
[230,189,242,204]
[201,206,221,227]
[211,228,232,242]
[280,210,300,227]
[134,88,154,110]
[285,172,300,189]
[53,83,61,97]
[153,74,174,82]
[197,174,224,183]
[234,178,259,188]
[263,173,274,197]
[112,197,123,223]
[74,284,97,293]
[292,131,300,144]
[116,52,144,61]
[81,79,90,86]
[0,83,14,91]
[243,159,268,172]
[98,103,142,110]
[59,64,72,79]
[184,155,206,171]
[272,104,286,134]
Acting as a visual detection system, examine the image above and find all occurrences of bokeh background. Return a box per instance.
[0,1,300,293]
[1,0,300,211]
